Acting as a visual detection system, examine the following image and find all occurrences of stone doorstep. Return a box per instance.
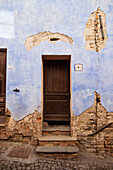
[36,146,79,153]
[0,123,5,127]
[42,125,71,132]
[39,136,76,142]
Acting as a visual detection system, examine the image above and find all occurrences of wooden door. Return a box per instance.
[0,49,6,116]
[43,60,70,122]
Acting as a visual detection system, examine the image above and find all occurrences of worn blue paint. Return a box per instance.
[0,0,113,120]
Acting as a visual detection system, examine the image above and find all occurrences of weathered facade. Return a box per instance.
[0,0,113,156]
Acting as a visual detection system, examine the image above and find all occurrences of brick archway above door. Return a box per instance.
[24,31,73,50]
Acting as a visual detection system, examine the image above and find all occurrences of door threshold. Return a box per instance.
[42,125,71,132]
[39,135,76,141]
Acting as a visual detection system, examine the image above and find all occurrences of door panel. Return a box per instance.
[0,49,6,116]
[43,60,70,122]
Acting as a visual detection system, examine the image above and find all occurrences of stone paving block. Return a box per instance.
[36,146,79,153]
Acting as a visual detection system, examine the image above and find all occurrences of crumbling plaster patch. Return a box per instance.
[0,110,42,145]
[24,31,73,50]
[84,7,108,52]
[71,91,113,155]
[71,91,109,138]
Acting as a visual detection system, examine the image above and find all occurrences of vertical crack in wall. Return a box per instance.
[84,7,108,52]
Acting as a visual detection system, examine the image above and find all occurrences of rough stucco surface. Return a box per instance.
[0,0,113,120]
[25,31,73,50]
[84,7,108,52]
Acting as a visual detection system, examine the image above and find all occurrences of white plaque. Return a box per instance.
[8,65,14,69]
[74,64,83,71]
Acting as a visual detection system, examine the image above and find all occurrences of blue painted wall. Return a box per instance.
[0,0,113,120]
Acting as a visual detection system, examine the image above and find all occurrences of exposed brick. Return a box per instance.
[84,7,108,52]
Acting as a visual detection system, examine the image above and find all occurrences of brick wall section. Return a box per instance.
[104,125,113,156]
[0,110,42,145]
[0,91,113,156]
[84,7,108,52]
[107,112,113,123]
[72,91,113,156]
[72,91,107,137]
[90,124,113,156]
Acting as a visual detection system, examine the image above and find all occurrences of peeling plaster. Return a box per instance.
[24,31,73,50]
[84,7,108,52]
[0,109,42,144]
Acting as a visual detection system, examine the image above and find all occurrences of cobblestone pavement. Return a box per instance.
[0,141,113,170]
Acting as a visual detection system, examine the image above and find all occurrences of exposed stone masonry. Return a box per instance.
[0,110,42,145]
[25,31,73,50]
[72,91,113,156]
[84,7,108,52]
[0,91,113,157]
